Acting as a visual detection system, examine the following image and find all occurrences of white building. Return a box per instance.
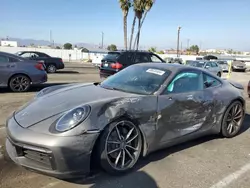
[1,40,18,47]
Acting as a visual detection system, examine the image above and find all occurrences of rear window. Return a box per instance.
[103,52,121,60]
[186,61,205,67]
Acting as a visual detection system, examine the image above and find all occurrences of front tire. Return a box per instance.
[9,74,31,92]
[221,101,244,138]
[217,72,221,77]
[98,119,142,175]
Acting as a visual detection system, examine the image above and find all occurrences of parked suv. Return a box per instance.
[99,50,165,78]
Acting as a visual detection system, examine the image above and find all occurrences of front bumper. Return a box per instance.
[232,66,246,71]
[5,116,99,179]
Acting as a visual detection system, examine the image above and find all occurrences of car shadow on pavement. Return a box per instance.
[55,71,79,74]
[71,171,159,188]
[0,83,73,93]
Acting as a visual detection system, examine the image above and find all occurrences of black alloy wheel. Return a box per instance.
[98,120,142,175]
[46,64,57,73]
[221,101,244,138]
[9,75,31,92]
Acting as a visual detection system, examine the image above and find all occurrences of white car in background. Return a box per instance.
[92,55,106,67]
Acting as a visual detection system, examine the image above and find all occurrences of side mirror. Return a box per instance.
[204,81,213,88]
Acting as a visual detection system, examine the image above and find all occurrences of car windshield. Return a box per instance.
[186,61,205,68]
[217,61,227,65]
[100,65,171,95]
[103,52,120,60]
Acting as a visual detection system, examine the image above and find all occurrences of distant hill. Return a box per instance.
[0,37,104,49]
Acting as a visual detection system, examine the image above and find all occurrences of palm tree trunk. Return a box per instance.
[133,11,148,50]
[124,15,128,50]
[129,15,136,50]
[136,18,141,50]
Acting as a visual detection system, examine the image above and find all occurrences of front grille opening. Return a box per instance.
[22,148,53,170]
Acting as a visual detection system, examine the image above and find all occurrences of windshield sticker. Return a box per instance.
[146,69,165,75]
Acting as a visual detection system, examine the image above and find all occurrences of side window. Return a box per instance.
[0,55,9,63]
[134,53,150,63]
[203,73,221,88]
[205,62,212,68]
[29,53,39,58]
[211,62,218,67]
[20,53,31,58]
[126,53,134,64]
[164,71,202,94]
[150,54,163,62]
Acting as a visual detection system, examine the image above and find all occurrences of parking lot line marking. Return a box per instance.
[209,163,250,188]
[41,182,60,188]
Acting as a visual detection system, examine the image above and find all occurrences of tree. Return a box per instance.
[133,0,154,50]
[55,46,61,49]
[81,48,89,53]
[64,43,72,50]
[227,49,233,54]
[157,50,164,54]
[148,47,156,52]
[107,44,117,51]
[188,45,199,54]
[119,0,131,50]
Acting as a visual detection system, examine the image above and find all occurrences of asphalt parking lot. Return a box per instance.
[0,62,250,188]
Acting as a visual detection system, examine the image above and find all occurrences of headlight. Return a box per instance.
[55,105,91,132]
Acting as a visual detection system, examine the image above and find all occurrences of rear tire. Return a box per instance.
[46,64,57,73]
[221,101,244,138]
[98,119,142,175]
[9,74,31,92]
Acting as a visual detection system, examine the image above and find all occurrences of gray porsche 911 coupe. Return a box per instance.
[6,63,245,179]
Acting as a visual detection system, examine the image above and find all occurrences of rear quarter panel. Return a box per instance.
[13,61,47,84]
[210,81,245,132]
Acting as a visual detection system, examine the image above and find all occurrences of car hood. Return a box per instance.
[14,83,135,128]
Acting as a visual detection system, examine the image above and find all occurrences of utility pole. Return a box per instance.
[101,32,104,49]
[181,42,183,55]
[187,39,190,49]
[177,26,181,57]
[50,30,52,45]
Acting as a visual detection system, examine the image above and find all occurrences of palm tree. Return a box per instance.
[133,0,154,50]
[133,0,145,50]
[129,13,137,50]
[119,0,131,50]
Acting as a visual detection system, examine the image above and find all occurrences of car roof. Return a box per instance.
[109,50,153,54]
[17,51,43,53]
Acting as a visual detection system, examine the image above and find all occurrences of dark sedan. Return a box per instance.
[0,51,47,92]
[16,51,65,73]
[6,63,245,179]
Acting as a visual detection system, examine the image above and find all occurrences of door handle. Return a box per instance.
[168,96,173,100]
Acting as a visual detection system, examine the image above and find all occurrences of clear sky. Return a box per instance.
[1,0,250,50]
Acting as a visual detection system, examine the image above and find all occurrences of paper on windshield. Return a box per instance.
[146,68,165,75]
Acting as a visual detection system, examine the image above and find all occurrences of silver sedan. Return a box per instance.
[186,60,223,77]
